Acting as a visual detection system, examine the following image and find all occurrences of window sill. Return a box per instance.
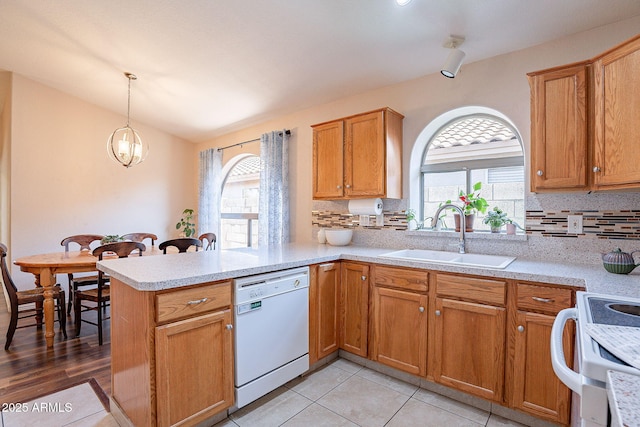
[405,229,528,241]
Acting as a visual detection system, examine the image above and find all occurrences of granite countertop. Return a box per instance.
[97,242,640,298]
[607,370,640,427]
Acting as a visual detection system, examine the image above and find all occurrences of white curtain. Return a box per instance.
[198,148,223,241]
[259,130,290,246]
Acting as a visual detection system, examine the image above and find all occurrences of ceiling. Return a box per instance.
[2,1,640,143]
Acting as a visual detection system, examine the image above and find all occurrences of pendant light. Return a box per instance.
[440,36,466,79]
[107,72,148,167]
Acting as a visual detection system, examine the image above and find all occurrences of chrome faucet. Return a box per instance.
[431,204,466,254]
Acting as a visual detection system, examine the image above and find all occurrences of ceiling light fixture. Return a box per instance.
[440,36,466,78]
[107,72,148,168]
[396,0,412,5]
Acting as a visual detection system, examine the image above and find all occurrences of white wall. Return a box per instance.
[196,17,640,246]
[8,75,197,288]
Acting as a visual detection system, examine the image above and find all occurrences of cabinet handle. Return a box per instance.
[435,310,441,316]
[593,166,601,173]
[337,185,342,189]
[346,184,351,188]
[536,170,543,176]
[517,325,525,333]
[532,296,554,303]
[226,324,233,330]
[361,275,367,281]
[419,306,425,313]
[187,297,208,305]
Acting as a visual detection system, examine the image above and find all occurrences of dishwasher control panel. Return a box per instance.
[234,266,309,305]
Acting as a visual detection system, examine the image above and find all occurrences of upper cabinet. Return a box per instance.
[312,108,403,200]
[528,34,640,192]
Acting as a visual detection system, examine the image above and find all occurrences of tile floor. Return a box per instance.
[1,359,527,426]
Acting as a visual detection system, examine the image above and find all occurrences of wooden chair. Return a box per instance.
[198,233,217,250]
[75,241,145,345]
[1,243,67,350]
[121,233,158,247]
[60,234,104,315]
[158,238,202,254]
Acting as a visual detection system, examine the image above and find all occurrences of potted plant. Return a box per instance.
[175,208,196,237]
[101,235,124,245]
[448,182,488,232]
[483,207,510,233]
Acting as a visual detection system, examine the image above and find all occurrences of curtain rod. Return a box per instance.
[217,129,291,152]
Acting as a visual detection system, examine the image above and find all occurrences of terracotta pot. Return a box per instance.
[454,213,475,232]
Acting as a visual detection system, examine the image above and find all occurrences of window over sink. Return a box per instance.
[410,107,525,232]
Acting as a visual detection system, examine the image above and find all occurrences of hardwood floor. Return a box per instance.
[0,297,111,406]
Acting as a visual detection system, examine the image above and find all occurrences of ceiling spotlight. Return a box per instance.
[441,36,466,78]
[396,0,412,5]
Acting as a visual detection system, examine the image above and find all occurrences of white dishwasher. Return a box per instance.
[233,266,309,408]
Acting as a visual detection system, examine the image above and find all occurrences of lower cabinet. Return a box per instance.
[111,278,234,427]
[309,262,340,364]
[507,283,574,425]
[371,265,428,376]
[340,262,369,357]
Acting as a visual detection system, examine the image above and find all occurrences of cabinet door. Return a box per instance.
[340,262,369,357]
[433,298,505,402]
[310,263,340,363]
[593,36,640,189]
[372,286,427,376]
[344,111,385,197]
[529,64,588,191]
[155,310,234,427]
[512,311,573,424]
[313,121,344,199]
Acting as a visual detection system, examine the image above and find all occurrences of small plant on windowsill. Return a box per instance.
[483,207,510,233]
[175,208,196,237]
[444,182,488,232]
[101,235,124,245]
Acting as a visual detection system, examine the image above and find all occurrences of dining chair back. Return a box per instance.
[60,234,105,315]
[198,233,217,250]
[1,243,67,350]
[121,233,158,247]
[158,238,202,254]
[74,241,145,345]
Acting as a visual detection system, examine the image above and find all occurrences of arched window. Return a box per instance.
[411,107,525,232]
[220,155,260,248]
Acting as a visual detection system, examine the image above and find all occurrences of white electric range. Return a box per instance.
[551,291,640,427]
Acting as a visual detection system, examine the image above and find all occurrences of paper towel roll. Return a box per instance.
[348,198,383,216]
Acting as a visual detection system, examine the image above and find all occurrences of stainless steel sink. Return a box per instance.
[378,249,516,269]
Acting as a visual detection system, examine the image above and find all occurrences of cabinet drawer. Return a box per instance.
[436,274,506,306]
[156,281,231,324]
[517,284,573,314]
[373,265,428,293]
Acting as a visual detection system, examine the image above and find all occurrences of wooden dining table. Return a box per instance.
[13,247,163,348]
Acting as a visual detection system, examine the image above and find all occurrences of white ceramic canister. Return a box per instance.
[317,228,326,244]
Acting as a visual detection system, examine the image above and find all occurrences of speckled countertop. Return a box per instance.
[97,242,640,297]
[608,371,640,427]
[97,242,640,421]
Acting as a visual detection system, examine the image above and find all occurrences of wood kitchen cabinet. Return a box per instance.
[340,262,370,357]
[371,266,428,376]
[431,273,506,402]
[528,34,640,192]
[507,283,575,425]
[312,108,403,200]
[309,262,340,364]
[528,62,589,192]
[110,279,234,427]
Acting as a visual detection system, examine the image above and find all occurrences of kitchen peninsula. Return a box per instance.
[99,243,640,427]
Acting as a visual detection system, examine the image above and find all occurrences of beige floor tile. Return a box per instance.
[281,403,358,427]
[229,387,312,427]
[355,367,419,396]
[2,383,105,427]
[328,358,363,374]
[413,387,490,425]
[286,365,354,401]
[386,398,484,427]
[213,418,240,426]
[486,413,528,426]
[317,375,410,427]
[67,411,120,426]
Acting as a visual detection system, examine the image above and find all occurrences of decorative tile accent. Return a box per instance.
[313,209,640,241]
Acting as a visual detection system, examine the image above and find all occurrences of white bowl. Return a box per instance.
[325,229,353,246]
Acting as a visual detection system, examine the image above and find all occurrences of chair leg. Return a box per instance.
[97,301,103,346]
[67,281,74,315]
[4,309,18,351]
[74,294,82,338]
[57,294,67,339]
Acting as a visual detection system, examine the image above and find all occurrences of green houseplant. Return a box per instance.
[483,207,510,233]
[446,182,488,232]
[175,208,196,237]
[101,235,124,245]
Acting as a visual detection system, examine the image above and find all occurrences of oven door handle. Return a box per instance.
[550,307,581,394]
